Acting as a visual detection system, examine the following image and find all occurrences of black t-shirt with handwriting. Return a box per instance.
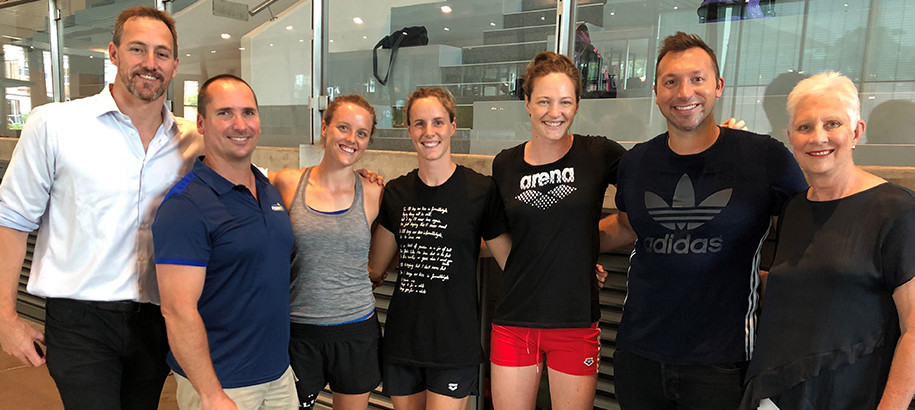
[379,165,507,367]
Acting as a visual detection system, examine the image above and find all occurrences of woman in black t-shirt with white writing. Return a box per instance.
[369,87,511,410]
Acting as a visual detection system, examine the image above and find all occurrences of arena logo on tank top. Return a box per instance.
[642,174,731,254]
[515,166,576,210]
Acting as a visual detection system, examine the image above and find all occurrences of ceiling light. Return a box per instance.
[610,12,615,16]
[286,25,293,30]
[362,35,367,39]
[210,50,216,53]
[185,53,191,57]
[220,33,231,39]
[329,39,334,43]
[673,6,679,9]
[299,39,304,42]
[269,43,274,47]
[440,5,452,13]
[239,47,245,50]
[444,27,450,31]
[353,17,364,24]
[490,22,496,26]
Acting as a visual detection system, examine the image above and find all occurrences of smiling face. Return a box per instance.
[321,102,373,167]
[198,79,260,167]
[109,16,177,103]
[408,97,455,163]
[787,94,863,180]
[525,72,578,142]
[654,47,723,135]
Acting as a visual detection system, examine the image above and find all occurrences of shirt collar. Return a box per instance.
[92,85,178,136]
[192,156,268,197]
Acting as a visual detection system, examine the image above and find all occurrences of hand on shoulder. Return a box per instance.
[272,168,307,208]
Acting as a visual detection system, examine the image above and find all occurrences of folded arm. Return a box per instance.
[368,225,398,289]
[598,211,637,253]
[157,263,237,410]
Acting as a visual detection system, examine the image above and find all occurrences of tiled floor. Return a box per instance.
[0,320,179,410]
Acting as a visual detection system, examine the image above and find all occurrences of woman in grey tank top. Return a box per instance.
[273,95,384,410]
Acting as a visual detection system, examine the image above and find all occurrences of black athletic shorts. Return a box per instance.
[289,314,382,400]
[382,361,479,398]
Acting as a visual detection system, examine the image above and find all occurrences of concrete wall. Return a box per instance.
[0,137,300,176]
[4,137,915,204]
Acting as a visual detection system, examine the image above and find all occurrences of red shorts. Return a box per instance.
[490,322,600,376]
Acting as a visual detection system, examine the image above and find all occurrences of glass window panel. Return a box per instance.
[59,0,148,102]
[1,2,55,137]
[324,0,915,163]
[53,0,312,147]
[327,0,564,154]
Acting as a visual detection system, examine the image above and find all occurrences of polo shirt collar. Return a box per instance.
[92,85,178,136]
[192,156,267,196]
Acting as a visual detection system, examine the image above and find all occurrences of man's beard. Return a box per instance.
[119,69,167,102]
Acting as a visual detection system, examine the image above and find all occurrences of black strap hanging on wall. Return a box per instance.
[372,26,429,86]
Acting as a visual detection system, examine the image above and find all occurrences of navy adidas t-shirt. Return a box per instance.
[615,128,807,365]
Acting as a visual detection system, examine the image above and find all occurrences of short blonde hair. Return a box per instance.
[406,87,456,125]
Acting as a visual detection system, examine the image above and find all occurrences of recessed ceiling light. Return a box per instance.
[362,35,367,39]
[299,39,304,42]
[673,6,679,9]
[610,12,615,16]
[490,22,496,26]
[220,33,231,39]
[353,17,364,24]
[238,47,245,50]
[440,5,452,13]
[210,50,216,53]
[269,43,274,47]
[286,25,293,30]
[185,53,191,57]
[541,16,545,20]
[444,27,450,31]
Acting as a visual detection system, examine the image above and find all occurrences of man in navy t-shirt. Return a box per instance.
[599,32,807,409]
[152,74,297,409]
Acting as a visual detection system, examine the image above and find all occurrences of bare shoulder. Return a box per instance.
[274,168,306,188]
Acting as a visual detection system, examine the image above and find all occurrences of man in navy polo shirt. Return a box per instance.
[152,74,297,410]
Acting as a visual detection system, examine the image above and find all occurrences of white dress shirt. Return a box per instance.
[0,86,203,303]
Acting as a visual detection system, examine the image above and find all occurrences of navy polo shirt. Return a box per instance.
[152,157,294,388]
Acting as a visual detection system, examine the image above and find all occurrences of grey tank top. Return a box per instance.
[289,167,375,325]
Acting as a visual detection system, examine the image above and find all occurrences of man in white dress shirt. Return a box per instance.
[0,7,201,409]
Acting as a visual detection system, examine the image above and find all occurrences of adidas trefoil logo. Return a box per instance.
[645,174,732,230]
[641,174,730,254]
